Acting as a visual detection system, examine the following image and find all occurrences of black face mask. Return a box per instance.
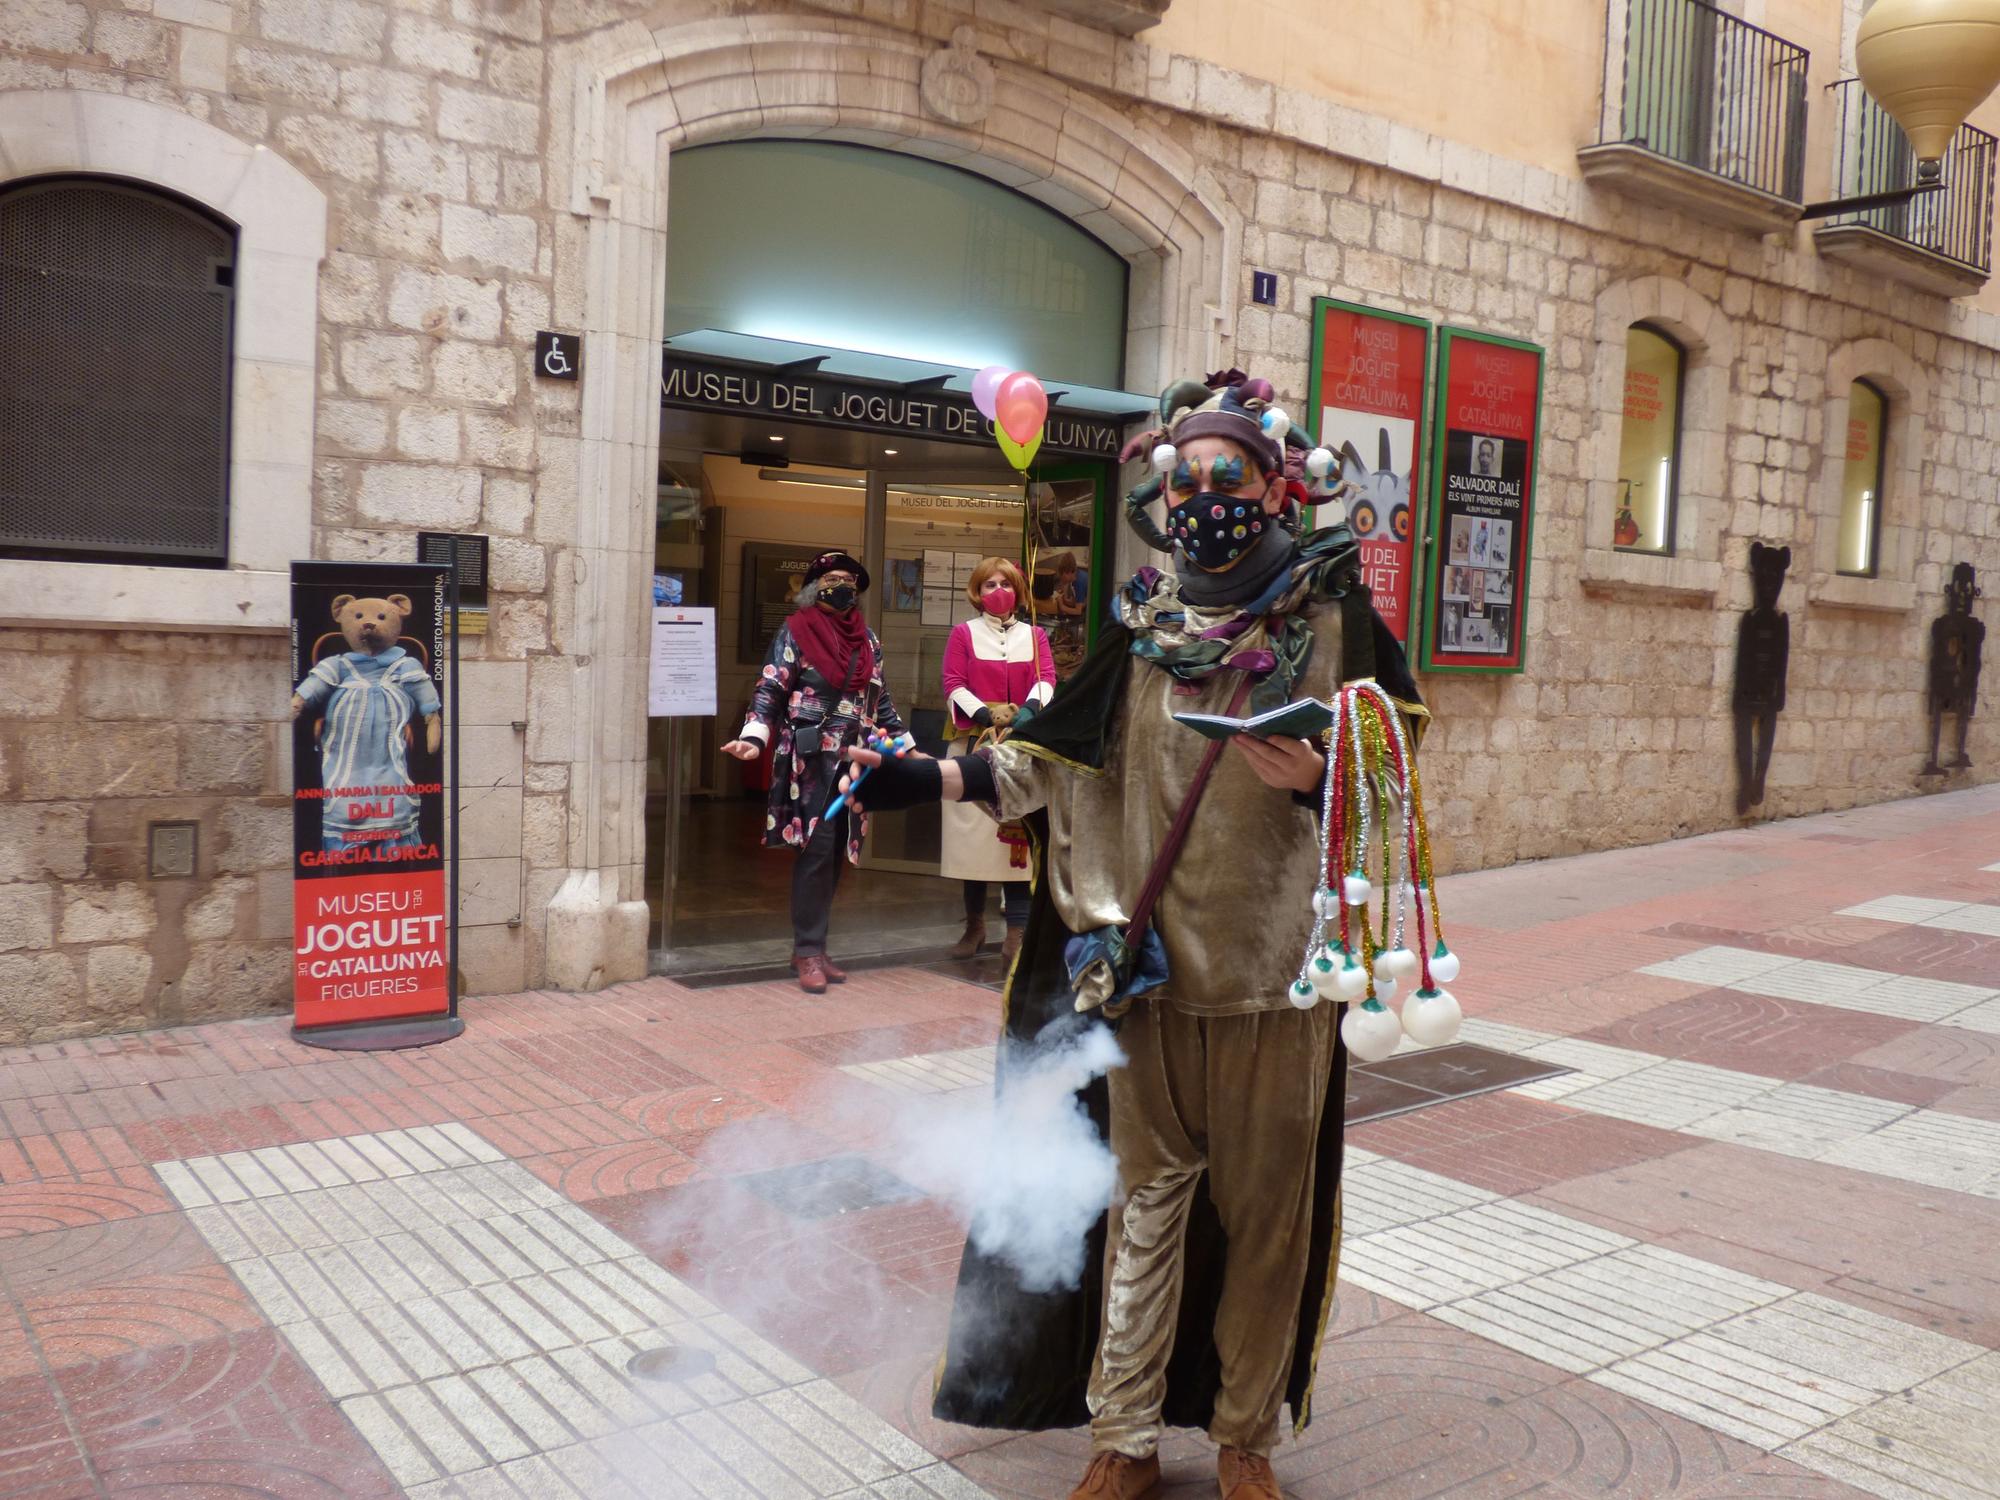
[1168,491,1270,572]
[821,583,859,612]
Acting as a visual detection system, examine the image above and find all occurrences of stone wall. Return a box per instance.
[1,0,1996,1040]
[0,629,292,1044]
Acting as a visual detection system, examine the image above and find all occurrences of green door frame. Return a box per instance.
[1023,458,1114,650]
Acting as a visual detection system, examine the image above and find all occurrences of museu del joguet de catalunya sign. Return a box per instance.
[660,353,1124,459]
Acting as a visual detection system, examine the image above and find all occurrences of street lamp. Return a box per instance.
[1803,0,2000,217]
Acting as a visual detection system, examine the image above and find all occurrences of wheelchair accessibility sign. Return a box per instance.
[535,331,581,382]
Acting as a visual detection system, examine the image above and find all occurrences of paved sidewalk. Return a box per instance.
[5,786,2000,1498]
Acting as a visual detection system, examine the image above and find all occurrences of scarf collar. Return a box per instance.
[786,604,874,691]
[1114,524,1363,711]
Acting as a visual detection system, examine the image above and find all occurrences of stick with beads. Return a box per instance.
[823,730,917,822]
[1284,683,1462,1062]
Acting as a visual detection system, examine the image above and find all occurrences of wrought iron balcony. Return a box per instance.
[1813,78,1997,296]
[1579,0,1809,233]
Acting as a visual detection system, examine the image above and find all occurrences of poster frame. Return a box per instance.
[1303,295,1434,646]
[1418,326,1546,676]
[288,558,462,1050]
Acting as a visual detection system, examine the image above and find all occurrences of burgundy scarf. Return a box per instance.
[785,604,875,692]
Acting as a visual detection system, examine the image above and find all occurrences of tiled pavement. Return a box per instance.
[4,787,2000,1497]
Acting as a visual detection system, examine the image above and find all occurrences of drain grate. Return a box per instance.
[626,1345,717,1382]
[1346,1042,1569,1125]
[735,1153,923,1220]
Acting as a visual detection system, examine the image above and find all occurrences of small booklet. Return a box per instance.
[1172,698,1335,742]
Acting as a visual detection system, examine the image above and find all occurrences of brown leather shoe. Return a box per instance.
[1068,1450,1160,1499]
[1217,1447,1283,1499]
[820,956,848,983]
[792,955,828,995]
[948,918,987,960]
[1000,924,1025,963]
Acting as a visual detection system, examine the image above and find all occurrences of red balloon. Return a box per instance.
[995,372,1048,445]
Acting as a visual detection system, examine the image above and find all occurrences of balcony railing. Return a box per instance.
[1821,77,1997,278]
[1597,0,1808,203]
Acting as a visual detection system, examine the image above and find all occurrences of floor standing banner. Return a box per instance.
[289,560,462,1046]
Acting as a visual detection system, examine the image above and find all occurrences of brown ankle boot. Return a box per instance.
[1068,1450,1160,1499]
[947,918,986,960]
[1217,1447,1283,1499]
[1001,924,1025,963]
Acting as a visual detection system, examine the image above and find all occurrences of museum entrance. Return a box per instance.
[642,136,1146,977]
[643,394,1119,977]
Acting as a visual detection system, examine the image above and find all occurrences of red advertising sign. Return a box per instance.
[1305,298,1432,642]
[290,561,456,1035]
[1420,329,1544,674]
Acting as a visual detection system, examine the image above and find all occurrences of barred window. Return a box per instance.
[0,177,235,565]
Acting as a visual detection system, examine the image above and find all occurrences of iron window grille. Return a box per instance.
[1599,0,1809,203]
[1822,79,1998,276]
[0,176,236,566]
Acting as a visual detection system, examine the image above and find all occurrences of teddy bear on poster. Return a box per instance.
[291,593,442,853]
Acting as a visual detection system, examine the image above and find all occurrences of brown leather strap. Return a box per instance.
[1124,674,1256,946]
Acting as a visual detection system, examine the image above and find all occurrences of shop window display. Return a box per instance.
[1837,379,1887,578]
[1614,324,1684,555]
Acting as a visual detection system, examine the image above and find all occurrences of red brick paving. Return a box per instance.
[0,785,1994,1496]
[1580,987,1920,1079]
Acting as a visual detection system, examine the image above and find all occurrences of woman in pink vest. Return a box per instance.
[940,558,1055,962]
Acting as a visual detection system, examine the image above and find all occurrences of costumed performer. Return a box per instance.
[941,557,1057,963]
[840,371,1426,1500]
[721,551,906,994]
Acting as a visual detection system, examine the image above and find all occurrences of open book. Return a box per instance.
[1172,698,1335,742]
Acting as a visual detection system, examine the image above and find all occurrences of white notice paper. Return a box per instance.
[649,607,717,717]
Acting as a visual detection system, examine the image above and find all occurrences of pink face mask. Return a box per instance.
[983,587,1017,616]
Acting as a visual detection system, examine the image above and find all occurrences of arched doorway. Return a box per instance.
[646,139,1143,974]
[543,18,1241,990]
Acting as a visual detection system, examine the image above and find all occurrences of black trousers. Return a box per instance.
[964,879,1031,927]
[791,810,850,957]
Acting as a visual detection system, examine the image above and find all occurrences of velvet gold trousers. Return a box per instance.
[1087,1002,1338,1458]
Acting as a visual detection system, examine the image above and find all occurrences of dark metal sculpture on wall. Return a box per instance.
[1923,562,1986,775]
[1733,542,1791,815]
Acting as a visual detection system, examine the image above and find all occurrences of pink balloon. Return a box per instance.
[995,371,1048,446]
[971,364,1011,422]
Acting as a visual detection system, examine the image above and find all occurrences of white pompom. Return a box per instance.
[1343,873,1373,907]
[1308,947,1343,1000]
[1401,987,1463,1046]
[1151,443,1178,474]
[1430,944,1461,984]
[1374,974,1399,1005]
[1386,946,1421,982]
[1261,408,1292,442]
[1313,888,1341,919]
[1371,950,1397,985]
[1305,446,1334,479]
[1342,999,1403,1063]
[1288,978,1320,1010]
[1335,956,1369,1000]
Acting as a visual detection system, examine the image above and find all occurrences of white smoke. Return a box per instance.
[890,1021,1125,1292]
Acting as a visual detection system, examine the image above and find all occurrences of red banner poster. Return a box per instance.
[290,561,455,1034]
[1305,298,1431,642]
[1421,330,1545,674]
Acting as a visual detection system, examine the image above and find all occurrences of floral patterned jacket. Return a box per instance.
[742,621,905,860]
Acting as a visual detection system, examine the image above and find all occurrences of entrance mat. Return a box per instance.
[1346,1042,1569,1125]
[736,1153,924,1220]
[670,946,1001,990]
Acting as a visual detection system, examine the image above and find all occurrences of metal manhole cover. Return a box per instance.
[627,1345,717,1382]
[736,1153,923,1220]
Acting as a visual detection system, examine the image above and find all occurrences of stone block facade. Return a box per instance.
[1,0,1995,1040]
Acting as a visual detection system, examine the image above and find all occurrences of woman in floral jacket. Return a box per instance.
[722,550,905,993]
